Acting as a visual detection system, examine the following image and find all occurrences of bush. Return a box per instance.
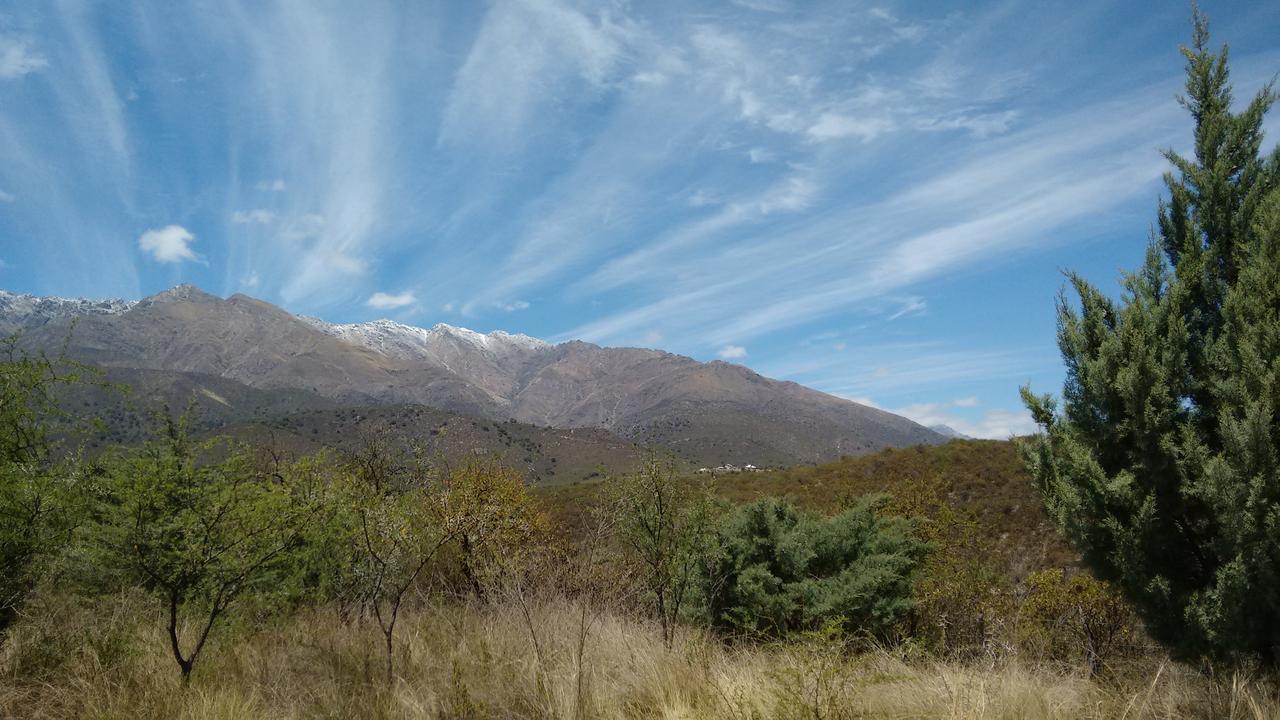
[1018,569,1137,674]
[907,500,1012,657]
[701,496,924,641]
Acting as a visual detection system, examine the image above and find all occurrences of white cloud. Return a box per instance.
[138,225,200,264]
[441,302,456,313]
[0,36,48,79]
[887,296,927,321]
[560,75,1183,349]
[499,300,530,312]
[366,291,417,309]
[0,258,11,270]
[256,179,287,192]
[919,110,1018,138]
[231,209,276,224]
[329,255,366,275]
[732,0,787,11]
[807,112,893,142]
[717,344,747,359]
[242,271,260,289]
[632,71,667,86]
[277,214,326,242]
[0,189,14,203]
[868,397,1037,440]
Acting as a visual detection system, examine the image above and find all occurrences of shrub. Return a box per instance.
[701,496,924,641]
[442,459,553,599]
[1018,569,1137,674]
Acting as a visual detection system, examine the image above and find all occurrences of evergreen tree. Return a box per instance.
[1021,10,1280,665]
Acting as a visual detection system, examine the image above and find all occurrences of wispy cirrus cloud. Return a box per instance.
[893,401,1036,439]
[556,73,1184,349]
[4,0,1278,427]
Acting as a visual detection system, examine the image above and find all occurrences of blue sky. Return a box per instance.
[1,1,1278,438]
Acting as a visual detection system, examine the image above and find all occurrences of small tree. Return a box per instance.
[444,459,552,600]
[702,496,924,641]
[1021,10,1280,666]
[95,419,316,681]
[612,453,717,645]
[341,443,456,683]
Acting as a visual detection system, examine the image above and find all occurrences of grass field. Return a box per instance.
[2,589,1275,719]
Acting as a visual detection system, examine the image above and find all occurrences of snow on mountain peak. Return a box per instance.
[0,289,136,329]
[302,317,550,361]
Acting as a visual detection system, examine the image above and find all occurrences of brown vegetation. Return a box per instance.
[2,589,1277,719]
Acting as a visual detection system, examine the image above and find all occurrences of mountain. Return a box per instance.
[0,289,135,334]
[4,285,944,466]
[929,424,971,439]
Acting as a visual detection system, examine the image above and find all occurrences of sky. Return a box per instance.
[1,1,1278,439]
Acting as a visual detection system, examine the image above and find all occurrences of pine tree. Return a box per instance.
[1021,10,1280,665]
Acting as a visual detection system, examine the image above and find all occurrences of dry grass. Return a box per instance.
[1,590,1277,719]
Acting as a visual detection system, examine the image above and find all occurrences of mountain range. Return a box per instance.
[1,285,944,471]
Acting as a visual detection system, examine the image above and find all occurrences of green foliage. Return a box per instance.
[612,453,719,644]
[0,338,92,634]
[92,418,317,679]
[1021,10,1280,665]
[701,496,924,641]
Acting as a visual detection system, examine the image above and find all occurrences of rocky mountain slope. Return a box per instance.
[5,285,943,466]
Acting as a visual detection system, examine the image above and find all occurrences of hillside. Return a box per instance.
[543,439,1077,571]
[215,405,649,484]
[6,285,944,467]
[51,369,645,482]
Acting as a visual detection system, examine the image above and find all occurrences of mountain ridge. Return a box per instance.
[4,285,944,466]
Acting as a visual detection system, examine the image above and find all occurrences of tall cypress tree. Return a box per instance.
[1021,10,1280,665]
